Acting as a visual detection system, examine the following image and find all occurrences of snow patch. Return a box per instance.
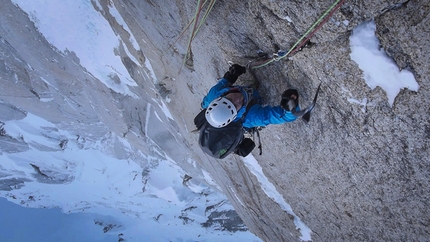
[242,155,312,241]
[12,0,138,97]
[152,98,174,120]
[107,1,140,50]
[202,169,223,191]
[230,187,245,207]
[283,16,293,23]
[349,20,419,106]
[348,97,368,113]
[0,111,260,241]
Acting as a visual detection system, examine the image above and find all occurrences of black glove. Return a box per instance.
[223,64,246,84]
[235,138,255,157]
[280,89,299,112]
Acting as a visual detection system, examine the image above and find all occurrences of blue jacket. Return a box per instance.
[201,78,299,128]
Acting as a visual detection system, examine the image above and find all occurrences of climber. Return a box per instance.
[201,64,300,128]
[194,64,301,159]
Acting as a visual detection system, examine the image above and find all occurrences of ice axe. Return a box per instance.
[293,83,321,123]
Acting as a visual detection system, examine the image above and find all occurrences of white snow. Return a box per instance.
[144,57,160,84]
[0,111,261,241]
[202,169,223,191]
[2,0,262,241]
[283,16,293,23]
[230,186,245,207]
[12,0,138,98]
[152,97,175,120]
[347,97,368,113]
[242,156,312,241]
[107,1,140,50]
[349,20,419,106]
[4,1,420,242]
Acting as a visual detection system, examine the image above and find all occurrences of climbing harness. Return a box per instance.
[248,0,346,69]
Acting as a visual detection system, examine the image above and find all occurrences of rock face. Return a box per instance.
[1,0,429,241]
[130,1,428,241]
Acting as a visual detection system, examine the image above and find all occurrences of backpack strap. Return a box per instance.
[193,108,207,131]
[253,127,263,155]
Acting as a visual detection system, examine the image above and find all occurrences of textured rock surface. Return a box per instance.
[131,1,429,241]
[1,0,428,241]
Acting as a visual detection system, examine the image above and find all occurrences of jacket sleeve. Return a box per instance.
[201,78,231,108]
[242,104,300,128]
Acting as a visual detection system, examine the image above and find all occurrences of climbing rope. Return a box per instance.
[170,0,217,73]
[168,0,217,55]
[248,0,346,69]
[184,0,205,59]
[193,0,217,40]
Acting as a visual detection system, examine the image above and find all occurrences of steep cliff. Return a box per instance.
[131,0,429,241]
[1,0,428,241]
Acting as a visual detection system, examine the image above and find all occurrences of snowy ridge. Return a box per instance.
[12,0,138,97]
[3,0,420,241]
[2,0,261,240]
[0,110,260,241]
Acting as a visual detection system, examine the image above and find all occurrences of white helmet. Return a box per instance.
[205,97,237,128]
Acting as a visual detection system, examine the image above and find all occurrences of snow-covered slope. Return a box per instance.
[0,0,261,240]
[2,0,428,241]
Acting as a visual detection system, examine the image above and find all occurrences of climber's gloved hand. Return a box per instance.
[223,64,246,85]
[280,89,299,112]
[235,138,255,157]
[229,64,246,76]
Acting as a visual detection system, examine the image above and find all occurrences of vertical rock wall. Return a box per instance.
[148,0,430,241]
[2,0,428,241]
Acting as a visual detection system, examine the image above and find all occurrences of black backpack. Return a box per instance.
[193,108,256,159]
